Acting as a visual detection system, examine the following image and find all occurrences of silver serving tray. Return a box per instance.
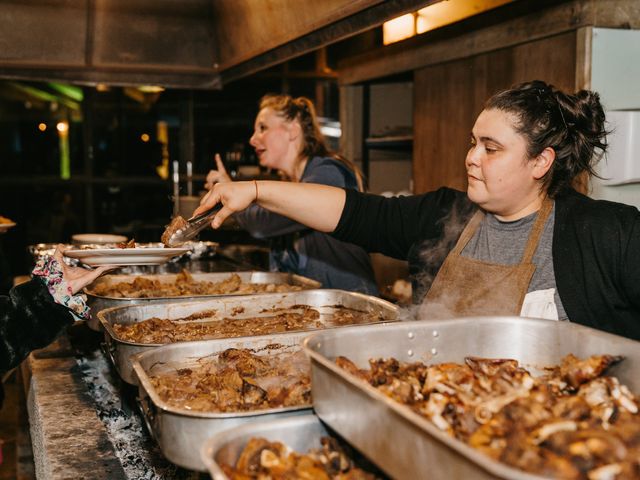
[85,271,321,331]
[99,289,398,384]
[201,414,332,480]
[132,337,313,471]
[302,316,640,480]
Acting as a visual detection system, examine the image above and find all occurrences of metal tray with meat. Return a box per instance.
[99,289,398,384]
[201,414,388,480]
[302,316,640,480]
[85,270,321,330]
[132,336,315,471]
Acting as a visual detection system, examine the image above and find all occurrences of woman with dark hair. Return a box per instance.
[1,246,110,406]
[205,94,378,295]
[195,80,640,340]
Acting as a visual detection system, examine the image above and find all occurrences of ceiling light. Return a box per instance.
[138,85,165,93]
[383,13,416,46]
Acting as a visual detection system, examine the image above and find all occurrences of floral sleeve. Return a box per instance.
[31,255,90,320]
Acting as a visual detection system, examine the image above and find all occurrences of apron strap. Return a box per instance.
[450,209,484,255]
[520,197,553,263]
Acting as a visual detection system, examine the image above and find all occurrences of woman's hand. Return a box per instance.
[53,246,114,294]
[193,181,257,229]
[204,153,232,190]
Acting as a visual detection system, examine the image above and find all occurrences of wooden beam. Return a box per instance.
[0,67,221,90]
[219,0,441,85]
[575,26,593,90]
[338,0,640,85]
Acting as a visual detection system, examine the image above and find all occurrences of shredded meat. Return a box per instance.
[150,348,311,413]
[221,436,384,479]
[161,215,189,246]
[90,270,306,298]
[113,305,384,344]
[337,354,640,479]
[115,238,136,249]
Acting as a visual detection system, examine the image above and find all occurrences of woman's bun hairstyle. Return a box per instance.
[486,80,608,197]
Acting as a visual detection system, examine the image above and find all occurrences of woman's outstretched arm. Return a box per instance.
[193,180,346,233]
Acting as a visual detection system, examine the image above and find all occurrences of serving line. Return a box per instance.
[22,327,207,479]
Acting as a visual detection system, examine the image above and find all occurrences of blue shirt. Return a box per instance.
[235,156,379,295]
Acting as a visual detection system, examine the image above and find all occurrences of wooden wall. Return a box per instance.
[413,30,577,193]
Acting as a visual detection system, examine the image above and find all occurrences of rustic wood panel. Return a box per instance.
[92,0,216,71]
[339,0,640,85]
[211,0,382,70]
[215,0,439,83]
[0,0,87,67]
[413,31,577,193]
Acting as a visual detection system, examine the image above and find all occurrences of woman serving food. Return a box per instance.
[193,81,640,340]
[204,94,378,295]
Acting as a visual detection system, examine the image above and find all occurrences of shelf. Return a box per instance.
[365,135,413,150]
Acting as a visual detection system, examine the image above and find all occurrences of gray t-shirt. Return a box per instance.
[461,204,568,320]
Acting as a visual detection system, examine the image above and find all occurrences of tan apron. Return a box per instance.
[420,198,553,319]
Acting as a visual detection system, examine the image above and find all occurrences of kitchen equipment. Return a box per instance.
[303,316,640,480]
[99,289,398,384]
[85,271,320,331]
[164,204,223,247]
[201,414,374,480]
[132,336,312,471]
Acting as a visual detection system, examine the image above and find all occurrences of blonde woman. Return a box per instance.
[206,94,378,295]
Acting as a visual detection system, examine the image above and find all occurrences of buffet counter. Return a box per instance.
[23,330,207,479]
[21,253,256,479]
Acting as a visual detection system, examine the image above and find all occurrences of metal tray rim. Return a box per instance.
[302,316,638,480]
[85,271,321,300]
[98,290,399,347]
[200,414,325,480]
[132,337,313,419]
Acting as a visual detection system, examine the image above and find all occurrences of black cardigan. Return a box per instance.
[0,279,74,406]
[334,187,640,340]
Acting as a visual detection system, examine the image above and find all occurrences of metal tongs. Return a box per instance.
[164,204,223,247]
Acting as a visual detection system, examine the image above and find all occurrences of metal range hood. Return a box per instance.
[0,0,438,89]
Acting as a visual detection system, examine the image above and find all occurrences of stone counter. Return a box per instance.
[24,329,207,479]
[21,254,258,479]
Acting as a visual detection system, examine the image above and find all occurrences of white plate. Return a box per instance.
[71,233,128,245]
[64,247,190,266]
[0,222,16,233]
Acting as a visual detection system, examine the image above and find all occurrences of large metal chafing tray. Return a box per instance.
[200,414,386,480]
[302,316,640,480]
[85,271,321,330]
[132,336,312,471]
[99,289,398,384]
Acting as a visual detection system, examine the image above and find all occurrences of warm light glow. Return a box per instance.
[38,123,47,132]
[138,85,165,93]
[417,0,513,33]
[57,122,70,179]
[141,133,150,142]
[384,0,514,45]
[96,84,110,92]
[383,13,416,45]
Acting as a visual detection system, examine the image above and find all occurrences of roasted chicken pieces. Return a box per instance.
[337,354,638,479]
